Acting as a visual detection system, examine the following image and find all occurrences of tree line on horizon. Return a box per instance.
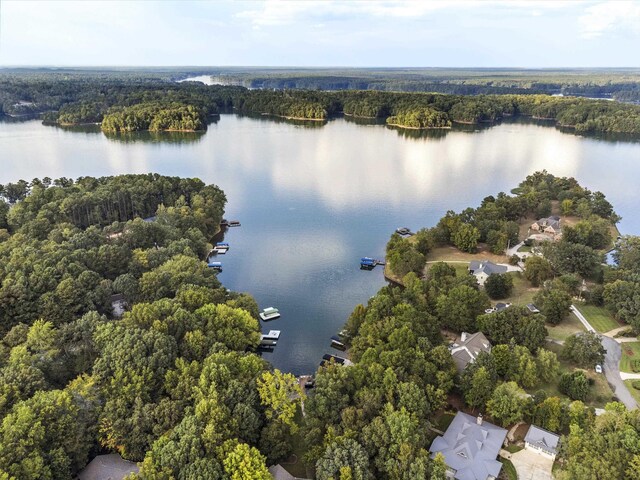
[2,72,640,135]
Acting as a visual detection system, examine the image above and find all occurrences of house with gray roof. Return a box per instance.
[468,261,508,286]
[268,464,310,480]
[450,332,492,372]
[524,425,560,460]
[430,412,507,480]
[76,454,139,480]
[531,216,562,236]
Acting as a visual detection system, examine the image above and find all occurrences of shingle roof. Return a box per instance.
[524,425,560,454]
[77,454,139,480]
[268,464,311,480]
[533,217,561,231]
[468,261,508,276]
[430,412,507,480]
[451,332,492,372]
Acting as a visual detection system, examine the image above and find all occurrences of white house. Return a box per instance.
[524,425,560,460]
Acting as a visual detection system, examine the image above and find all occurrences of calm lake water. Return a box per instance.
[1,115,640,374]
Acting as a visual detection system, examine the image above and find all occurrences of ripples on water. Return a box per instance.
[1,115,639,373]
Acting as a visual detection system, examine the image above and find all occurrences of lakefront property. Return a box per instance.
[2,1,640,476]
[430,412,507,480]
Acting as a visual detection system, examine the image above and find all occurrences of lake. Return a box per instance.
[1,115,639,374]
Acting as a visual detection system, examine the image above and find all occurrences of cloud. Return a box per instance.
[234,0,583,29]
[579,0,640,38]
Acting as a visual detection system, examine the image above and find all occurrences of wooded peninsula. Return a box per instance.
[2,70,640,135]
[1,172,640,479]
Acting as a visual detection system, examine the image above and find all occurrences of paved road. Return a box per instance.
[571,305,637,410]
[601,335,637,409]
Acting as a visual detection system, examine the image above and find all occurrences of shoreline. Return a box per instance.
[386,123,452,130]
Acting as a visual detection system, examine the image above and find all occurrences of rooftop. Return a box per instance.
[524,425,560,454]
[77,454,139,480]
[468,261,508,276]
[450,332,492,372]
[430,412,507,480]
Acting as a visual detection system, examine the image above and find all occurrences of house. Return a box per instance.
[268,464,310,480]
[450,332,492,372]
[524,425,560,460]
[430,412,507,480]
[76,453,139,480]
[110,294,127,318]
[468,261,508,286]
[531,216,562,236]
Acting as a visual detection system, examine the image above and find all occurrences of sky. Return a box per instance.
[0,0,639,67]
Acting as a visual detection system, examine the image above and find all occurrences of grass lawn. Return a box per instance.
[575,303,622,333]
[546,313,586,342]
[534,342,614,408]
[426,245,509,264]
[498,458,517,480]
[504,444,524,454]
[500,272,538,306]
[282,408,313,478]
[517,245,532,253]
[624,379,640,404]
[620,342,640,373]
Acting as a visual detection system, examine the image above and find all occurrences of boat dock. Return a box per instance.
[259,307,281,321]
[396,227,415,236]
[213,242,229,254]
[360,257,386,269]
[320,353,354,367]
[330,335,346,350]
[260,330,281,347]
[220,219,241,227]
[207,262,222,271]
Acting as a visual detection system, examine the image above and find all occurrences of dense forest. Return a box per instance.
[0,174,308,479]
[2,70,640,135]
[1,171,640,478]
[314,172,640,479]
[181,67,640,100]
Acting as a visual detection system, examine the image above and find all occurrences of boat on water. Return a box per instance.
[259,307,281,321]
[396,227,411,235]
[207,262,223,271]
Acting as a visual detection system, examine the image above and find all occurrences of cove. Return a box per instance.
[1,115,640,374]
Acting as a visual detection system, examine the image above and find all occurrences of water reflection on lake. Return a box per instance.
[1,115,639,373]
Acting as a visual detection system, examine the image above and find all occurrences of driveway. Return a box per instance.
[505,449,553,480]
[601,336,638,410]
[571,305,637,410]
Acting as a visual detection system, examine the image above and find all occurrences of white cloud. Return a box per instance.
[234,0,583,30]
[579,0,640,38]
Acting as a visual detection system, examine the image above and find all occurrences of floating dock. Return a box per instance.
[220,219,241,227]
[360,257,386,269]
[260,330,281,347]
[259,307,281,321]
[396,227,414,236]
[330,335,346,350]
[320,353,348,367]
[213,242,230,254]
